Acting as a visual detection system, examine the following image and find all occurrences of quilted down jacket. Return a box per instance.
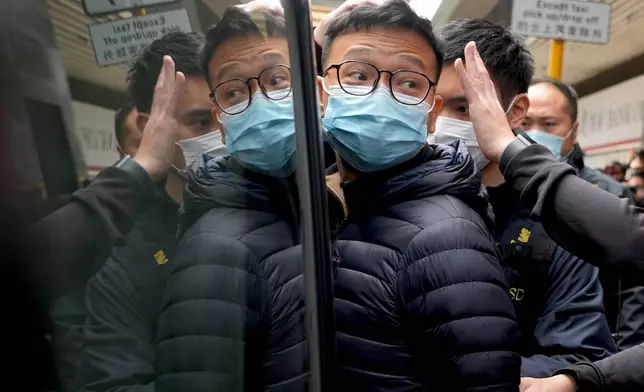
[155,156,308,392]
[330,142,521,391]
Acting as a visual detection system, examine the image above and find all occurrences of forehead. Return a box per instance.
[327,28,438,76]
[176,76,213,111]
[435,64,462,98]
[208,36,289,84]
[527,83,569,115]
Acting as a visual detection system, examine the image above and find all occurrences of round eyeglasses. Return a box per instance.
[210,65,292,115]
[322,60,436,106]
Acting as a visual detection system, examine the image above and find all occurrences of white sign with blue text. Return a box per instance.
[89,9,192,66]
[511,0,611,44]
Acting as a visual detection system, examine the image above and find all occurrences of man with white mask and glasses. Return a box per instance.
[73,32,223,392]
[431,19,616,382]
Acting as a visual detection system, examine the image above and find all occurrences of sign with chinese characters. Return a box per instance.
[83,0,181,17]
[89,9,192,67]
[511,0,611,44]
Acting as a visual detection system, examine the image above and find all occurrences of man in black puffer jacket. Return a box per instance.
[319,1,521,390]
[154,6,308,392]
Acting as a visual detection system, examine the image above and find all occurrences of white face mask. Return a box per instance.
[175,130,227,168]
[429,116,489,171]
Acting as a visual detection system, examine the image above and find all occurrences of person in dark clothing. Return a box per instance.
[449,39,644,392]
[432,19,615,379]
[50,102,145,392]
[526,79,641,351]
[318,2,521,390]
[154,7,308,392]
[72,32,222,392]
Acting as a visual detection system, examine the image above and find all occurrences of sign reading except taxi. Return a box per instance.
[89,9,192,67]
[83,0,181,17]
[511,0,611,44]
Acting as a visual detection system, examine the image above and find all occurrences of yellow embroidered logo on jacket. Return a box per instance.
[154,250,169,265]
[518,228,532,243]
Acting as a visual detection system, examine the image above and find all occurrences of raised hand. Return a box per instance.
[133,55,186,181]
[454,41,516,163]
[237,0,285,17]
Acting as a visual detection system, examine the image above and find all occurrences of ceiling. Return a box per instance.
[46,0,335,95]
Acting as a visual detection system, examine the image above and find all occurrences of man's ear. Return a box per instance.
[427,95,443,135]
[571,119,579,144]
[317,75,327,117]
[507,93,529,130]
[135,112,150,133]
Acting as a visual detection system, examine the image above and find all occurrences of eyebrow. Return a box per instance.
[215,52,287,83]
[182,108,213,122]
[445,95,468,105]
[397,54,426,72]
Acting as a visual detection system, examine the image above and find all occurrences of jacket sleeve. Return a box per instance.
[521,248,616,377]
[502,144,644,282]
[73,258,155,392]
[556,344,644,392]
[155,231,266,392]
[398,214,521,392]
[25,167,153,300]
[614,285,644,351]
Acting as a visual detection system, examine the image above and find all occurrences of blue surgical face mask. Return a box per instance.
[525,129,573,159]
[218,89,296,177]
[323,85,434,173]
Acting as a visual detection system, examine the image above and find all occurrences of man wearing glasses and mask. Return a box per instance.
[155,6,308,392]
[316,1,521,390]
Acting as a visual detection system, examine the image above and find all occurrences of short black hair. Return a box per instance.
[127,32,205,113]
[114,102,135,148]
[202,7,287,87]
[322,0,444,81]
[441,19,534,107]
[531,77,578,122]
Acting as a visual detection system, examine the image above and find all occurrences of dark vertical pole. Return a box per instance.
[281,0,336,391]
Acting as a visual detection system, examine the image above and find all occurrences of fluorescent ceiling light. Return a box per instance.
[409,0,443,20]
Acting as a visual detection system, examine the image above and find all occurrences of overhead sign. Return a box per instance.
[83,0,181,17]
[89,9,192,67]
[511,0,611,44]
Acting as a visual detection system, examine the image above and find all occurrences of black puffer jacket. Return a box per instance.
[331,142,521,391]
[155,157,307,392]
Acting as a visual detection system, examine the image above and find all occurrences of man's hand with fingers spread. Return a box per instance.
[454,41,516,163]
[313,0,382,45]
[133,55,186,182]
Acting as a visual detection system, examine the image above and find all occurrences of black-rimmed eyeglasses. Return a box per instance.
[322,60,436,106]
[210,65,292,115]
